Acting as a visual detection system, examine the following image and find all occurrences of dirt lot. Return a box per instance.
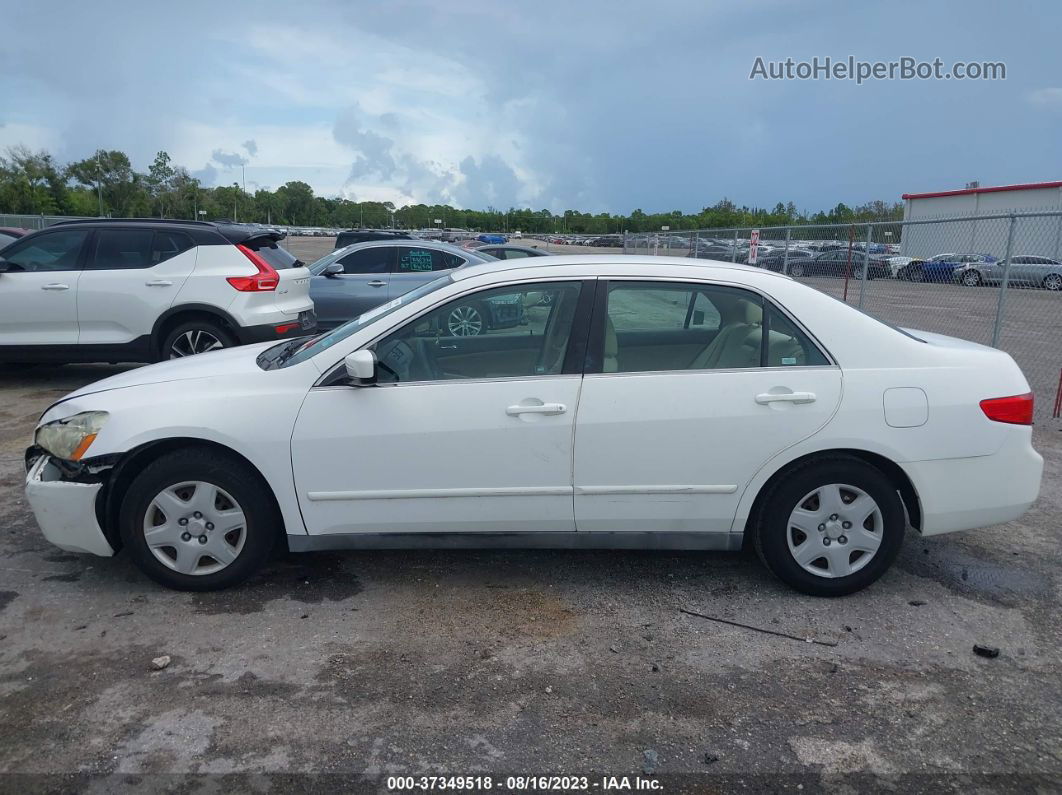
[1,358,1061,791]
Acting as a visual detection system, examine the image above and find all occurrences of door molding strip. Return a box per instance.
[576,485,738,495]
[306,486,573,501]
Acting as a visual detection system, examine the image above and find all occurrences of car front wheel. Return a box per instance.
[753,456,905,596]
[961,270,982,287]
[788,263,805,277]
[1043,273,1062,291]
[446,303,487,336]
[120,448,279,591]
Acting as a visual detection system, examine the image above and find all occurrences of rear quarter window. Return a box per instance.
[245,240,299,269]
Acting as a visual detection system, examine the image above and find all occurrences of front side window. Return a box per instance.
[601,281,827,373]
[339,246,394,274]
[372,281,583,383]
[1,229,88,272]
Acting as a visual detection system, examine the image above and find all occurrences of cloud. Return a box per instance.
[242,139,258,156]
[1027,88,1062,108]
[211,148,248,168]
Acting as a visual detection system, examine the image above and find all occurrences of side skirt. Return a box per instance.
[288,531,742,552]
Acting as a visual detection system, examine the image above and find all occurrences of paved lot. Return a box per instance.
[1,361,1060,790]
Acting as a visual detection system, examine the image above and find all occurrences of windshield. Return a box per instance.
[307,246,354,275]
[274,274,454,368]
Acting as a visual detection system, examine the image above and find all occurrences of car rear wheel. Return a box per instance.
[445,303,487,336]
[961,270,982,287]
[120,448,279,591]
[753,456,905,596]
[906,264,925,282]
[788,263,805,277]
[1043,273,1062,291]
[162,320,235,360]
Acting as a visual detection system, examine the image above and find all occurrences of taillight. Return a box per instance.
[980,392,1034,425]
[228,245,279,291]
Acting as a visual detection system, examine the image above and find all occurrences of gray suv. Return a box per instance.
[308,240,501,332]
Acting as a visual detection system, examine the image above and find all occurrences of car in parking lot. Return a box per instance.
[956,254,1062,290]
[24,255,1042,597]
[0,219,314,364]
[307,239,500,333]
[900,253,998,283]
[0,226,31,250]
[475,244,550,260]
[781,249,890,280]
[334,229,413,250]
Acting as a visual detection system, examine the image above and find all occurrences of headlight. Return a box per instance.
[34,411,109,461]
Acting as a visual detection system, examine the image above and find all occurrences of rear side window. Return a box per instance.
[396,246,464,273]
[245,239,299,269]
[339,247,394,274]
[89,229,155,270]
[153,231,194,264]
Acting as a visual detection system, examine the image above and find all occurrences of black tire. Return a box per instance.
[1043,273,1062,291]
[788,262,805,277]
[752,456,905,597]
[119,448,280,591]
[906,264,925,283]
[160,319,235,361]
[961,270,982,287]
[444,301,488,336]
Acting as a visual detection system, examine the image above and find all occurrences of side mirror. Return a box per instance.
[344,349,377,386]
[324,262,343,277]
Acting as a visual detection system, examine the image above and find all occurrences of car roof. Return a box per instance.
[451,254,787,282]
[44,217,282,245]
[337,238,494,261]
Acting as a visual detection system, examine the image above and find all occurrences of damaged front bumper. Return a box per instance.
[24,449,116,557]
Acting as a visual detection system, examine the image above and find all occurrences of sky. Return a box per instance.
[2,0,1061,215]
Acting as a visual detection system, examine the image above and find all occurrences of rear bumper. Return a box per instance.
[235,310,316,344]
[901,429,1043,536]
[24,456,115,557]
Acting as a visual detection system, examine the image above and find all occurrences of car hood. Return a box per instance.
[59,342,278,401]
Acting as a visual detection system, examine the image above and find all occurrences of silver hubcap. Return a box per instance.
[786,483,883,579]
[1045,274,1061,291]
[447,305,484,336]
[143,481,247,576]
[963,272,979,285]
[170,329,224,358]
[790,265,803,276]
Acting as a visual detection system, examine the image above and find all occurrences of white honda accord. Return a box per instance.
[25,256,1042,596]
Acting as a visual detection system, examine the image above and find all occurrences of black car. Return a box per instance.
[334,229,413,250]
[750,248,816,272]
[784,249,890,280]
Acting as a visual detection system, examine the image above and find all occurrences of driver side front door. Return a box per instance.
[290,278,592,537]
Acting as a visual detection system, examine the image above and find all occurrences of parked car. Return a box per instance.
[750,249,816,272]
[0,219,314,364]
[26,256,1041,596]
[783,250,890,280]
[899,253,997,283]
[476,233,507,245]
[956,255,1062,290]
[307,239,497,333]
[475,244,550,260]
[334,229,412,250]
[0,227,30,251]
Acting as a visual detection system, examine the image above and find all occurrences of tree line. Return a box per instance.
[0,146,903,233]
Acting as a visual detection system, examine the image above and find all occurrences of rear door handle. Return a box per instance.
[755,391,816,405]
[506,403,567,416]
[367,280,387,287]
[41,283,69,291]
[145,279,173,287]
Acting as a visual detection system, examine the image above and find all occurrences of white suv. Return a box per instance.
[0,219,315,363]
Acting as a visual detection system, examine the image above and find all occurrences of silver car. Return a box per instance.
[957,254,1062,290]
[308,240,496,330]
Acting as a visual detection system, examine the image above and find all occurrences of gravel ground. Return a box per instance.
[1,359,1060,793]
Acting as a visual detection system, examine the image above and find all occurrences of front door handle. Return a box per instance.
[41,283,69,291]
[367,280,387,287]
[506,402,567,416]
[755,391,816,405]
[145,279,173,287]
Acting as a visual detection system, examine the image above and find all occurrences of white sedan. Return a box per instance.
[25,256,1043,596]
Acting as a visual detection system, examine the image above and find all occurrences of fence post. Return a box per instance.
[991,214,1018,348]
[731,229,738,262]
[858,223,872,309]
[623,229,628,255]
[691,230,697,258]
[781,227,792,275]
